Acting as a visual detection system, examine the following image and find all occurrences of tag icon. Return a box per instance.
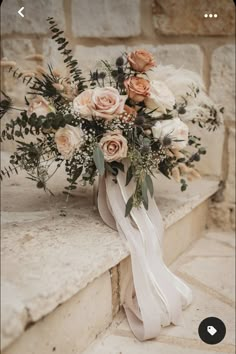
[207,325,217,336]
[199,317,226,345]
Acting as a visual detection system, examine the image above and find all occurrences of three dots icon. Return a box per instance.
[204,13,218,18]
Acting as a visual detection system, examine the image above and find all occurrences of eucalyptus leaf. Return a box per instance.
[146,174,154,197]
[93,146,105,176]
[125,195,133,217]
[125,165,133,186]
[111,161,124,172]
[141,179,148,210]
[72,166,83,183]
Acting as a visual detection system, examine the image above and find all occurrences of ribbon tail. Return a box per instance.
[98,169,192,341]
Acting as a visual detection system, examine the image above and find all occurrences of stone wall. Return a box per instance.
[1,0,235,228]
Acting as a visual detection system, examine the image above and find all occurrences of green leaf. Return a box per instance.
[146,174,154,197]
[198,147,206,155]
[93,146,105,176]
[141,179,148,210]
[105,163,117,175]
[72,166,83,184]
[125,195,133,217]
[111,161,124,172]
[125,165,133,186]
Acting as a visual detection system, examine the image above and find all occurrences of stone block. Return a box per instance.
[1,0,65,35]
[226,127,235,203]
[2,39,36,106]
[210,45,235,121]
[74,45,126,74]
[178,257,235,302]
[72,0,141,37]
[156,44,204,75]
[152,0,235,35]
[3,273,112,354]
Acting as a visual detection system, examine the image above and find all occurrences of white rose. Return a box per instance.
[152,118,189,150]
[27,95,55,117]
[73,89,93,118]
[55,124,83,160]
[144,80,175,117]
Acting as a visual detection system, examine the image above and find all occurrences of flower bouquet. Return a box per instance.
[0,18,223,341]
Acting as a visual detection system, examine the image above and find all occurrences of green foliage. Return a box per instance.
[0,91,13,119]
[125,195,134,217]
[47,17,87,93]
[93,146,105,176]
[146,174,154,197]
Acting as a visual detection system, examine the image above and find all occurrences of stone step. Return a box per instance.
[1,152,219,354]
[83,230,235,354]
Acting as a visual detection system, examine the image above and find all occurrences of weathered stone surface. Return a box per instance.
[209,201,233,231]
[74,45,126,73]
[179,257,235,302]
[226,127,235,203]
[72,0,141,37]
[1,0,65,35]
[152,0,235,35]
[1,152,219,350]
[85,230,235,354]
[85,334,229,354]
[210,45,235,121]
[2,39,36,107]
[3,273,112,354]
[205,229,235,248]
[155,45,204,75]
[2,39,35,64]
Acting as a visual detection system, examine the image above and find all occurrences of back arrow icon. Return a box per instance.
[18,7,24,17]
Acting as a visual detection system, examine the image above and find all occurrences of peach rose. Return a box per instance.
[73,89,93,118]
[55,124,83,160]
[119,105,137,122]
[128,49,156,72]
[99,130,128,162]
[90,87,127,120]
[124,105,137,117]
[27,95,55,117]
[124,77,150,103]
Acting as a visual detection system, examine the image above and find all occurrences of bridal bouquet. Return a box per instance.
[1,17,223,341]
[0,18,222,215]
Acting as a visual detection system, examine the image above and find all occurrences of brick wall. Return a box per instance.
[1,0,235,228]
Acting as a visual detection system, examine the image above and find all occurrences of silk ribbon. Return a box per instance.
[98,166,192,341]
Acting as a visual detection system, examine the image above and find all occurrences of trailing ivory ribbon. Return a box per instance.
[98,166,192,341]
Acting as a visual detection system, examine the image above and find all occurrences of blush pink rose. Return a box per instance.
[90,87,127,120]
[127,49,156,72]
[99,130,128,162]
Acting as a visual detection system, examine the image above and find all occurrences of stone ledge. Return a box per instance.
[1,152,219,350]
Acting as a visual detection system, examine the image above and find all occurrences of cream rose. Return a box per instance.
[55,124,83,160]
[27,95,55,117]
[73,89,93,118]
[124,76,150,103]
[91,87,127,120]
[145,80,175,117]
[128,49,156,72]
[152,118,189,150]
[99,131,128,162]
